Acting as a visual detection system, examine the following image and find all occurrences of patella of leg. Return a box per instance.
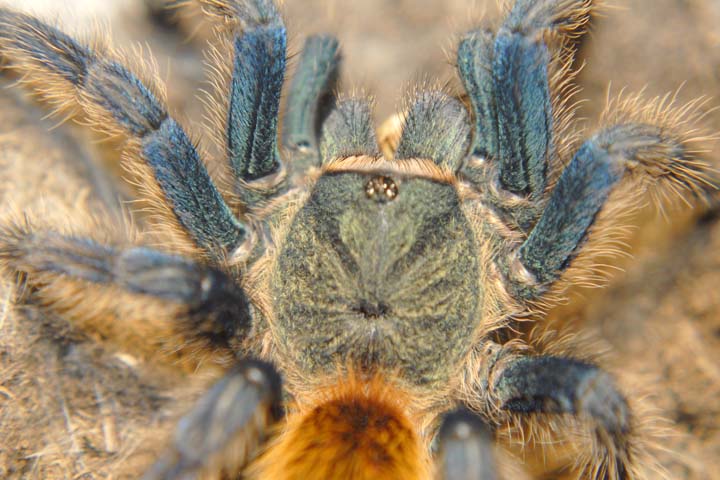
[320,97,379,163]
[144,359,283,480]
[491,355,631,480]
[438,408,499,480]
[517,110,715,290]
[395,91,472,172]
[0,9,246,260]
[0,223,252,362]
[282,34,341,158]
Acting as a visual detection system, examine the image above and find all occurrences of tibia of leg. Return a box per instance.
[0,9,246,259]
[457,0,595,198]
[395,90,472,172]
[282,34,340,159]
[456,26,553,199]
[0,224,252,359]
[320,97,379,163]
[457,29,498,162]
[227,23,286,181]
[143,359,282,480]
[518,115,715,287]
[438,408,499,480]
[492,31,552,197]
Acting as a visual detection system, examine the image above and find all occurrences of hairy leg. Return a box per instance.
[511,96,715,296]
[438,408,499,480]
[476,342,632,480]
[0,8,246,261]
[282,34,341,169]
[0,221,251,366]
[197,0,290,210]
[144,359,282,479]
[457,0,592,228]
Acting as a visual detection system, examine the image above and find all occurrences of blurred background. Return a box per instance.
[0,0,719,478]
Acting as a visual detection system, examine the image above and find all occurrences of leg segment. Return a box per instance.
[491,32,552,197]
[143,359,282,480]
[0,9,245,259]
[198,0,289,188]
[226,16,285,181]
[0,223,252,360]
[457,0,593,198]
[282,34,341,157]
[494,357,630,438]
[438,408,499,480]
[482,345,631,479]
[516,111,715,289]
[457,29,498,162]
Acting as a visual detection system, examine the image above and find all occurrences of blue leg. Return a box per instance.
[282,34,340,158]
[457,29,498,162]
[518,120,714,288]
[144,359,282,479]
[494,355,631,480]
[438,408,499,480]
[491,31,552,197]
[476,342,632,480]
[0,8,246,258]
[0,225,253,352]
[457,0,594,199]
[211,0,287,182]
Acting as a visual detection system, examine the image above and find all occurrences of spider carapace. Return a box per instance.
[0,0,715,478]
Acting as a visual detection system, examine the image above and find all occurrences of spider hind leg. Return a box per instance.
[144,359,282,480]
[438,408,500,480]
[475,344,634,480]
[0,222,252,367]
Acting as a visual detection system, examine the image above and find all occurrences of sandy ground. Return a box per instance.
[0,0,719,478]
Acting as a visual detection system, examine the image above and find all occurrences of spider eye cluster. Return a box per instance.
[364,175,398,203]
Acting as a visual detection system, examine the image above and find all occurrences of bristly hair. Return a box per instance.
[547,89,718,305]
[0,8,228,260]
[247,370,433,480]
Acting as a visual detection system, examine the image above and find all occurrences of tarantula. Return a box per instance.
[0,0,715,478]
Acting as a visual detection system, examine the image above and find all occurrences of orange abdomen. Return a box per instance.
[249,375,432,480]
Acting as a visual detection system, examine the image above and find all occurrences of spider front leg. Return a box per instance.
[282,35,340,162]
[457,0,592,229]
[0,8,246,262]
[198,0,340,205]
[144,359,282,480]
